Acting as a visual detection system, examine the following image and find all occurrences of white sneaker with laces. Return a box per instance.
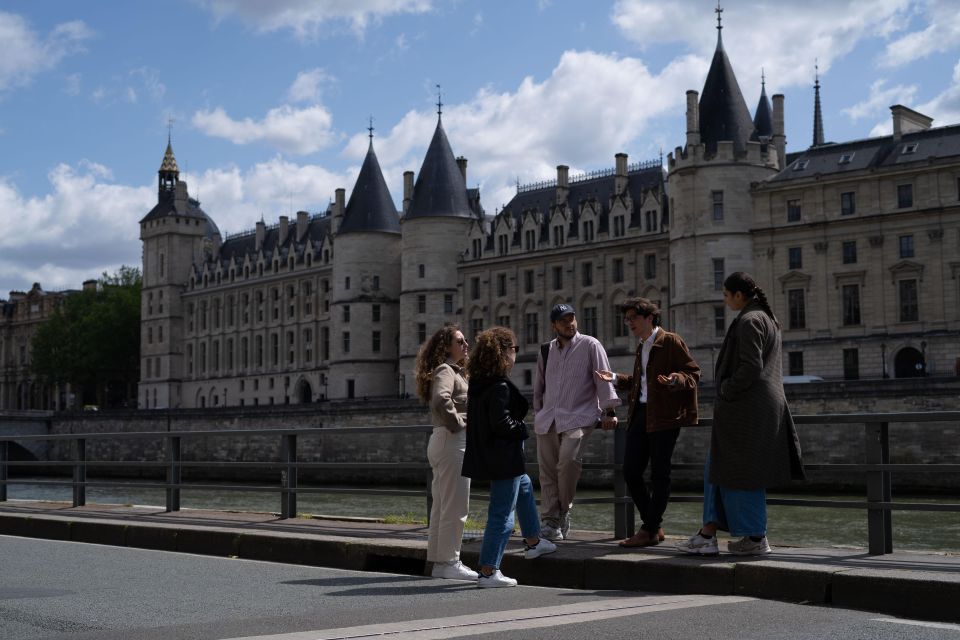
[676,531,719,555]
[431,560,479,581]
[477,570,517,588]
[727,536,772,556]
[524,537,558,559]
[540,523,563,541]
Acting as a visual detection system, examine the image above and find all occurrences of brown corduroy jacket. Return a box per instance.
[614,329,700,432]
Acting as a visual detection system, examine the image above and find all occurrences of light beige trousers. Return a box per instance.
[426,427,470,563]
[536,423,592,527]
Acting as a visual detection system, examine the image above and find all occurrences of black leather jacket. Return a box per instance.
[461,376,529,481]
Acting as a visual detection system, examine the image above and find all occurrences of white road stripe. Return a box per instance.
[872,618,960,631]
[227,594,753,640]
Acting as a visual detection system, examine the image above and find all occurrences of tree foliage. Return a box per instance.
[31,266,142,406]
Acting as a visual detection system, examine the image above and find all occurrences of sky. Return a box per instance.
[2,0,960,297]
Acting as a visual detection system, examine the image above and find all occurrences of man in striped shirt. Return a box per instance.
[533,303,620,541]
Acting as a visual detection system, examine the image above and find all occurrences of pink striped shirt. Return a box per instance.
[533,332,620,434]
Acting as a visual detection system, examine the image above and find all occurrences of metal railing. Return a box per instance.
[1,411,959,555]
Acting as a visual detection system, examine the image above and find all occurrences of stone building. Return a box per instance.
[139,13,959,409]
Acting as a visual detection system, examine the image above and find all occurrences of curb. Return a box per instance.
[0,512,957,622]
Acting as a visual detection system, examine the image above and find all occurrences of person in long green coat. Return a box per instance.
[677,272,805,556]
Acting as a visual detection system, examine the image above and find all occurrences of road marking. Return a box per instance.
[872,618,960,631]
[227,594,753,640]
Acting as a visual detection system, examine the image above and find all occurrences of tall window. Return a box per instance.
[471,238,482,259]
[613,216,625,237]
[417,295,426,313]
[497,234,508,255]
[524,270,535,294]
[582,306,598,337]
[613,306,629,338]
[372,331,381,353]
[444,294,454,313]
[470,278,479,300]
[552,225,564,246]
[525,229,536,250]
[843,348,860,380]
[712,258,725,291]
[645,254,657,279]
[552,266,563,290]
[582,220,594,242]
[788,247,802,270]
[241,337,248,369]
[372,275,380,290]
[788,289,806,329]
[321,327,329,360]
[842,284,861,325]
[342,332,350,354]
[842,240,857,264]
[345,276,350,290]
[343,305,350,322]
[418,264,425,278]
[612,258,624,283]
[714,306,725,337]
[788,352,804,376]
[256,335,263,366]
[841,191,856,215]
[470,318,483,340]
[372,304,381,322]
[899,279,919,321]
[581,262,593,287]
[712,191,724,221]
[497,314,511,327]
[271,333,279,365]
[286,331,295,365]
[899,234,914,258]
[525,313,539,344]
[645,210,658,232]
[496,273,506,297]
[303,329,312,363]
[787,199,801,222]
[897,183,913,208]
[417,322,426,344]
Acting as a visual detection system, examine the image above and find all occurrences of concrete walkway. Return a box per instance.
[1,500,958,623]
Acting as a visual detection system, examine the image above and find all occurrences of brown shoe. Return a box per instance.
[619,529,660,547]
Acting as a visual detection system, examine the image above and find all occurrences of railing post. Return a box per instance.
[280,434,297,519]
[73,438,86,507]
[613,425,633,539]
[425,432,434,525]
[0,440,8,502]
[864,421,893,554]
[166,435,181,512]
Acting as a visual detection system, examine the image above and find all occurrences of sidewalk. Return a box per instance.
[1,500,958,622]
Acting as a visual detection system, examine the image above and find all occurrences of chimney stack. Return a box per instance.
[772,94,786,169]
[891,105,933,141]
[332,188,345,235]
[296,210,309,242]
[456,156,468,183]
[614,153,628,195]
[556,165,569,206]
[278,215,289,245]
[403,171,414,216]
[82,279,97,292]
[686,90,700,147]
[255,220,265,252]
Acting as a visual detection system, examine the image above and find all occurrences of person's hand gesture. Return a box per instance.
[657,373,681,387]
[596,369,615,383]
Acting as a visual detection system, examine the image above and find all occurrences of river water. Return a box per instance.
[4,479,958,552]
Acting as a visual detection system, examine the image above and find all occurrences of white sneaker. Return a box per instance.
[431,560,479,581]
[477,570,517,588]
[676,531,719,556]
[524,537,557,559]
[727,536,772,556]
[560,513,571,539]
[540,523,563,541]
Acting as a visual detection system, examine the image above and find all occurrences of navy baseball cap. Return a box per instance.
[550,303,576,322]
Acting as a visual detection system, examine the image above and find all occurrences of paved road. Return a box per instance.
[2,535,957,640]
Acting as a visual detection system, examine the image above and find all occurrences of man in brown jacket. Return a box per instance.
[597,297,700,547]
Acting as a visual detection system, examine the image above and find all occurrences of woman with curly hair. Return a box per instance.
[462,326,556,588]
[414,325,477,581]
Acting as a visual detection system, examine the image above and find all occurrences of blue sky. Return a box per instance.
[2,0,960,296]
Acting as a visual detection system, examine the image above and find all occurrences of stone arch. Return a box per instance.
[894,346,925,378]
[297,378,313,404]
[195,388,205,408]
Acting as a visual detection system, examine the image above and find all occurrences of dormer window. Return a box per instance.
[902,143,919,155]
[838,152,855,165]
[792,160,809,171]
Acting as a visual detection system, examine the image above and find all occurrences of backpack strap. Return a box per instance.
[540,342,551,382]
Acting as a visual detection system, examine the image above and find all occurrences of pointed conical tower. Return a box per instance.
[812,65,825,147]
[666,5,782,379]
[139,136,221,408]
[752,72,773,141]
[398,97,480,382]
[329,124,402,399]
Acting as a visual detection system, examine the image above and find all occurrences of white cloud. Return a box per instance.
[192,104,339,154]
[611,0,912,89]
[0,163,152,294]
[195,0,433,39]
[912,58,960,128]
[130,67,166,101]
[843,78,918,121]
[347,49,706,211]
[0,12,93,93]
[287,68,334,103]
[880,0,960,68]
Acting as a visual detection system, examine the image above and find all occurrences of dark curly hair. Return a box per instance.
[413,324,466,404]
[466,327,517,380]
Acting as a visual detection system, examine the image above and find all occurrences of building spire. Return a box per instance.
[436,83,443,121]
[812,61,825,147]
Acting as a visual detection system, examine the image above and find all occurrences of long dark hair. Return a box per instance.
[723,272,780,329]
[413,324,465,403]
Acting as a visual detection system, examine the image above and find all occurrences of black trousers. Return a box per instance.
[623,404,681,534]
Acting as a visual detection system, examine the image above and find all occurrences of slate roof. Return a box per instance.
[768,123,960,183]
[339,141,400,235]
[405,118,477,220]
[217,214,332,266]
[752,80,773,140]
[699,32,755,154]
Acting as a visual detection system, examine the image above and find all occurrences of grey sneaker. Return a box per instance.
[540,522,563,541]
[727,536,772,556]
[560,512,571,539]
[676,531,719,555]
[524,537,557,559]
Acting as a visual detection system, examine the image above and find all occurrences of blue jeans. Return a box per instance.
[702,452,767,537]
[479,474,541,569]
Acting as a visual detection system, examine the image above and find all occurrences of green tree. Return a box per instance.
[31,266,142,408]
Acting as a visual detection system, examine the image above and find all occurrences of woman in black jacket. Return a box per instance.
[462,327,556,588]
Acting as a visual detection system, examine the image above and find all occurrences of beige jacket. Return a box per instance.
[430,362,468,433]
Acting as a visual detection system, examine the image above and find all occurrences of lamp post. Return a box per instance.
[920,340,928,376]
[880,342,888,379]
[398,373,406,399]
